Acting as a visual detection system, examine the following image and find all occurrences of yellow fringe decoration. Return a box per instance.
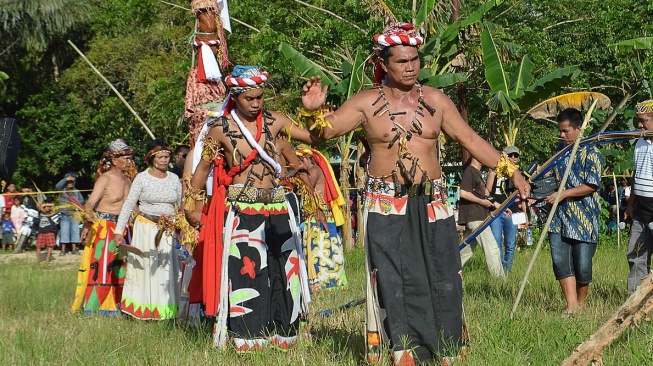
[201,134,220,162]
[299,108,332,131]
[494,153,518,180]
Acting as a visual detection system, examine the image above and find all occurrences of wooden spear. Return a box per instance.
[510,100,598,319]
[67,40,156,139]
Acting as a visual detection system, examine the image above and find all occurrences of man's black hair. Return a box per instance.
[174,144,190,155]
[557,108,583,129]
[379,46,393,63]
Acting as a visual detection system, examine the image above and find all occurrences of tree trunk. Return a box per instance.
[561,273,653,366]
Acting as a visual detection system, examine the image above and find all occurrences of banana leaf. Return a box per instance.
[481,26,509,95]
[415,0,435,27]
[422,0,503,58]
[526,92,609,120]
[279,42,337,86]
[509,55,533,99]
[517,66,580,111]
[610,37,653,52]
[420,72,467,88]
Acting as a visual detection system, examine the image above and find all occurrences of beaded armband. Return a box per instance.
[299,108,332,131]
[494,153,518,180]
[201,134,220,162]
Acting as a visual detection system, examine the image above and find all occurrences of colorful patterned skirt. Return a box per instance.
[71,216,126,316]
[302,205,347,291]
[212,187,311,351]
[120,215,181,320]
[363,178,464,364]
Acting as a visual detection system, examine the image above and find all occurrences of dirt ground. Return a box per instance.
[0,247,84,265]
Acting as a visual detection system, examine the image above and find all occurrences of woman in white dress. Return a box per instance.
[114,139,183,320]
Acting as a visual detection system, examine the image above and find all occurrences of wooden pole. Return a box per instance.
[613,172,620,248]
[67,40,155,139]
[510,100,598,319]
[560,272,653,365]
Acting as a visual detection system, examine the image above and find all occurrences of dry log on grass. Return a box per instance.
[561,272,653,366]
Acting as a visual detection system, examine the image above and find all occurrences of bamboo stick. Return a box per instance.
[510,100,598,319]
[67,40,155,140]
[613,173,621,248]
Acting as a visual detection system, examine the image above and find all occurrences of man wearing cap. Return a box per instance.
[545,108,602,314]
[56,172,85,255]
[301,22,530,365]
[626,100,653,293]
[185,65,322,351]
[486,145,526,272]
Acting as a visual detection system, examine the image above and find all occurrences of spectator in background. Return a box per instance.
[56,172,84,255]
[546,108,602,314]
[170,144,190,179]
[486,146,526,272]
[2,211,16,251]
[620,178,631,222]
[10,196,25,233]
[3,182,17,214]
[601,182,619,230]
[458,157,504,278]
[36,203,58,264]
[626,100,653,293]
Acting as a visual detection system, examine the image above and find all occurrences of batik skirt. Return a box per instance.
[71,215,127,316]
[303,204,347,291]
[363,178,464,364]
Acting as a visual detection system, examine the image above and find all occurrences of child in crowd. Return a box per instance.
[36,203,57,263]
[10,196,25,233]
[2,212,16,251]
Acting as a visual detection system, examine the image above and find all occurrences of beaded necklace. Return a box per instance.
[370,83,437,186]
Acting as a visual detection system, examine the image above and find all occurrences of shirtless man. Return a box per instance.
[72,138,134,315]
[185,66,317,351]
[296,146,347,291]
[301,23,529,364]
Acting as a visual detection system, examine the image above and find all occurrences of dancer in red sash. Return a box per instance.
[186,66,322,351]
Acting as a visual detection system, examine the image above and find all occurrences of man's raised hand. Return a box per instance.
[302,76,328,111]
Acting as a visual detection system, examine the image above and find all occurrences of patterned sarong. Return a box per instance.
[303,205,347,291]
[120,215,181,320]
[71,216,127,316]
[211,186,311,351]
[363,178,463,364]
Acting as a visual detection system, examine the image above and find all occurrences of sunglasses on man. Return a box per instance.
[508,153,520,158]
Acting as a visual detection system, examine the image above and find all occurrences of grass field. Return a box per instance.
[1,233,652,365]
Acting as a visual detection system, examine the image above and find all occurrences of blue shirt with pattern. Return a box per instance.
[549,144,603,243]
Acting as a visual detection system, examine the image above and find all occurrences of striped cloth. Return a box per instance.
[633,138,653,198]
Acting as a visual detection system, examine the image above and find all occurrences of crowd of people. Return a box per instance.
[5,21,653,366]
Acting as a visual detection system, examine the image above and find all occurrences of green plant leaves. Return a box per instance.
[279,42,337,86]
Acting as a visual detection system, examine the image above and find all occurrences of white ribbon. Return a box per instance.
[200,43,222,82]
[230,109,281,178]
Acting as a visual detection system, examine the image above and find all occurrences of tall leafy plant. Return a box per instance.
[481,24,580,145]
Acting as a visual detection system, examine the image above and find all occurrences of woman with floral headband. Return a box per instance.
[114,139,183,320]
[72,138,135,316]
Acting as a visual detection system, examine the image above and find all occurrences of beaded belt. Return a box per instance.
[226,186,286,204]
[95,212,118,221]
[366,177,446,201]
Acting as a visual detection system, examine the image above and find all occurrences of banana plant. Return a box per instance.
[481,23,580,146]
